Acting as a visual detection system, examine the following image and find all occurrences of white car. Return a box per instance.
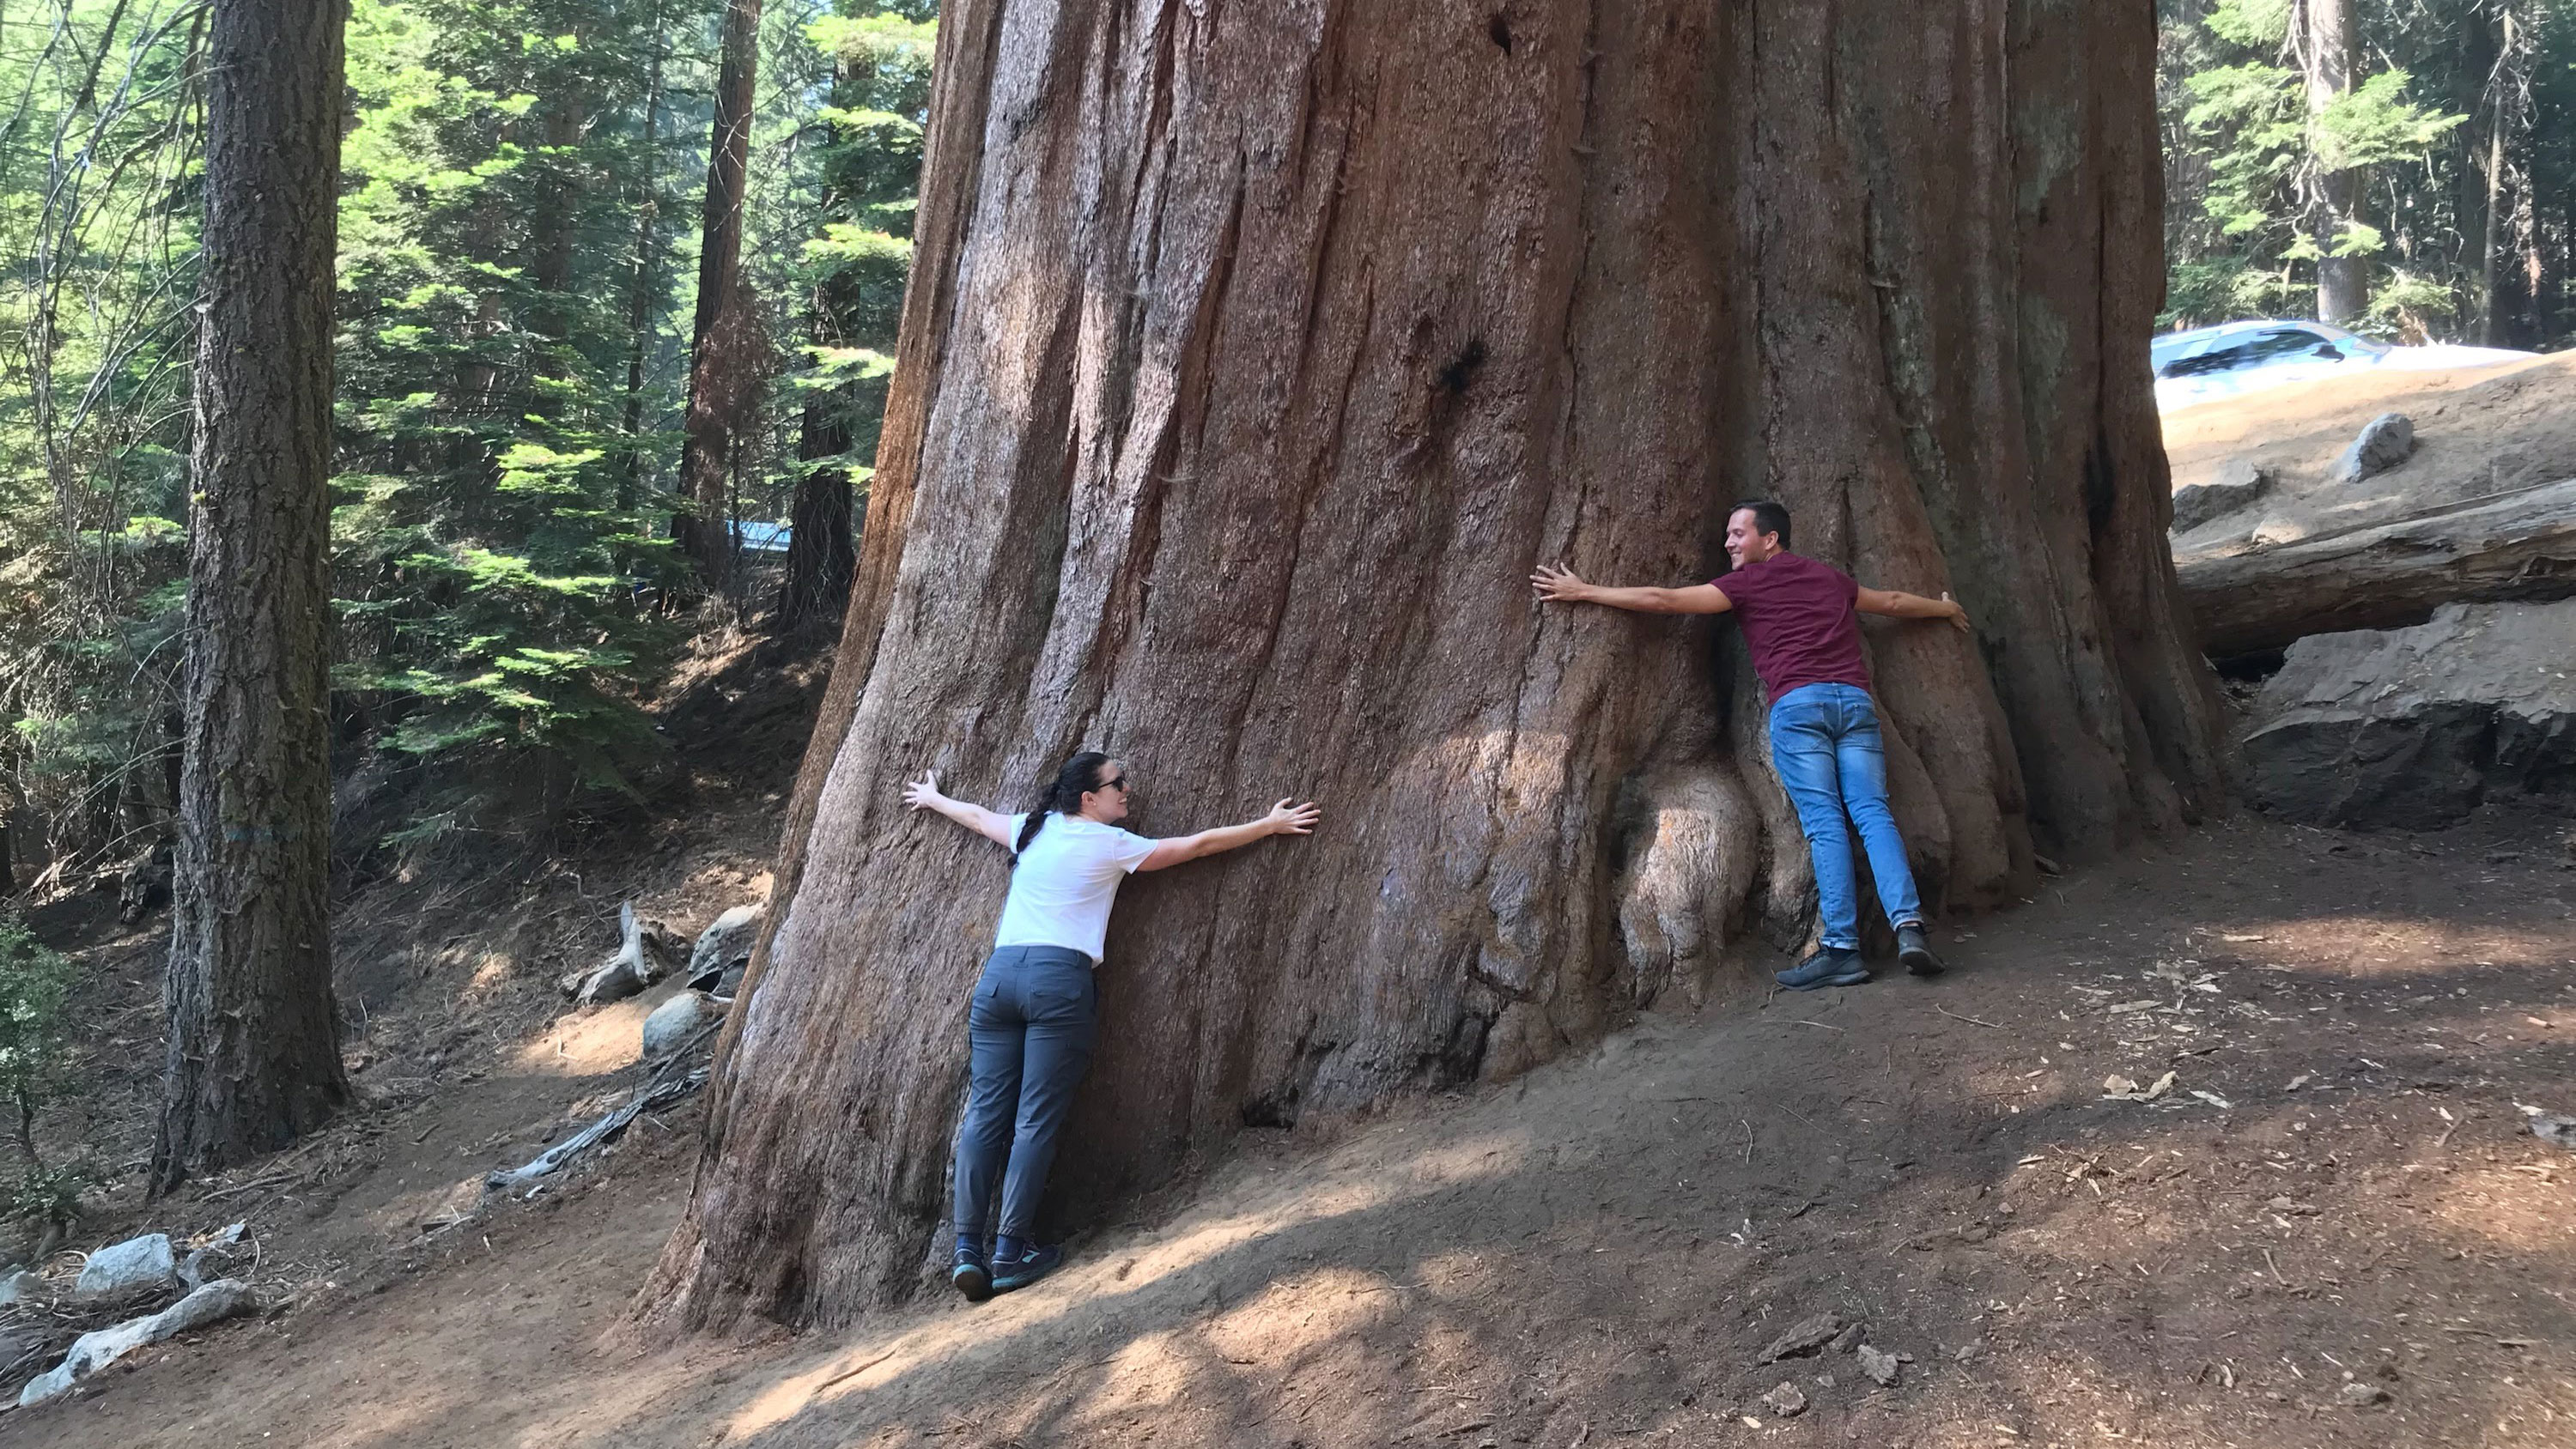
[2153,319,2533,412]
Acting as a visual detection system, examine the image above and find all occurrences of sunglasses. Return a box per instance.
[1096,773,1130,795]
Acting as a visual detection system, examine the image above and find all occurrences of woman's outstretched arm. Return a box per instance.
[902,770,1017,846]
[1138,799,1321,872]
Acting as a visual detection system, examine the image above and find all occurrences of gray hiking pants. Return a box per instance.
[951,944,1098,1243]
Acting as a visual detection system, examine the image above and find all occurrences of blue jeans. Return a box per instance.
[952,945,1098,1244]
[1767,683,1924,951]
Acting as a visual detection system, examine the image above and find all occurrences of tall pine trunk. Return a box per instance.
[620,2,667,514]
[674,0,763,591]
[155,0,351,1190]
[644,0,2225,1328]
[779,393,856,631]
[2306,0,2367,324]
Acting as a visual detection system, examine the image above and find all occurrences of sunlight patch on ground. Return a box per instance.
[1200,1264,1403,1362]
[2423,1163,2576,1255]
[509,991,665,1077]
[720,1132,1530,1440]
[2202,916,2570,979]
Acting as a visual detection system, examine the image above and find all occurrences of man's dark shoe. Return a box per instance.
[951,1249,992,1303]
[1897,924,1946,978]
[989,1243,1065,1294]
[1776,947,1868,991]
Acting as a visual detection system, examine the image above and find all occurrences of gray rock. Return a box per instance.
[2241,599,2576,828]
[1757,1311,1844,1364]
[2530,1113,2576,1150]
[685,904,763,996]
[0,1270,44,1307]
[642,990,723,1058]
[1761,1382,1809,1417]
[1829,1321,1868,1354]
[2328,412,2415,486]
[73,1234,175,1298]
[1856,1343,1902,1387]
[2172,459,2275,533]
[17,1278,254,1407]
[2338,1380,2391,1408]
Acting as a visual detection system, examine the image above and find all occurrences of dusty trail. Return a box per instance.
[11,815,2574,1448]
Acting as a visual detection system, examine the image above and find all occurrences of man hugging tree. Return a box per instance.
[1532,500,1969,991]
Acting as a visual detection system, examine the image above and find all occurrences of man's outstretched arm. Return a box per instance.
[1856,586,1971,633]
[1531,564,1734,615]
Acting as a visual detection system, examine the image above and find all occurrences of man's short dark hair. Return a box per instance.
[1730,499,1792,549]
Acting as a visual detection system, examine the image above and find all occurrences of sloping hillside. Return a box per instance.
[2165,353,2574,549]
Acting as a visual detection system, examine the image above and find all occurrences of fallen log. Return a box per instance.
[2177,476,2576,657]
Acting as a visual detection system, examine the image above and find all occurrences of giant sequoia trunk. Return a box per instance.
[645,0,2225,1328]
[155,0,351,1188]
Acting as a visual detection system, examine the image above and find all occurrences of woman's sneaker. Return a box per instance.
[951,1248,993,1303]
[1776,947,1868,991]
[1896,924,1946,977]
[990,1243,1065,1294]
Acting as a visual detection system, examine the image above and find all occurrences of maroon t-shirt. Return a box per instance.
[1712,552,1871,706]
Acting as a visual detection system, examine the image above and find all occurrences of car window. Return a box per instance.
[2158,327,2338,378]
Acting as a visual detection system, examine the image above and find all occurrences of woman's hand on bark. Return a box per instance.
[1530,563,1589,603]
[1942,592,1971,633]
[902,770,945,811]
[1266,799,1321,836]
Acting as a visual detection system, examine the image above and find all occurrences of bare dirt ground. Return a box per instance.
[6,805,2573,1449]
[2162,352,2576,553]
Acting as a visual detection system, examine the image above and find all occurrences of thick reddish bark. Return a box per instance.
[645,0,2223,1328]
[155,0,351,1187]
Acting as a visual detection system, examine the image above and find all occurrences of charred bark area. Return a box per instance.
[155,0,352,1190]
[647,0,2222,1328]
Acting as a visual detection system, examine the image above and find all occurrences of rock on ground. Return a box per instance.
[2242,598,2576,828]
[1761,1382,1809,1417]
[1856,1343,1902,1387]
[1756,1311,1843,1363]
[73,1234,174,1298]
[642,990,723,1058]
[2172,458,2274,534]
[2328,412,2415,486]
[685,903,763,996]
[0,1270,42,1307]
[17,1278,254,1407]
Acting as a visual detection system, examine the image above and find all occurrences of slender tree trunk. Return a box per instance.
[529,92,586,359]
[155,0,351,1190]
[674,0,763,591]
[2482,105,2506,345]
[641,0,2224,1329]
[2476,4,2527,348]
[779,390,856,632]
[620,2,668,514]
[2306,0,2367,324]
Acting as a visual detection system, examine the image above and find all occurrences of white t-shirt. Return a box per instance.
[993,814,1157,962]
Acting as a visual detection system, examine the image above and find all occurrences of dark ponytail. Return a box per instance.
[1012,750,1111,863]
